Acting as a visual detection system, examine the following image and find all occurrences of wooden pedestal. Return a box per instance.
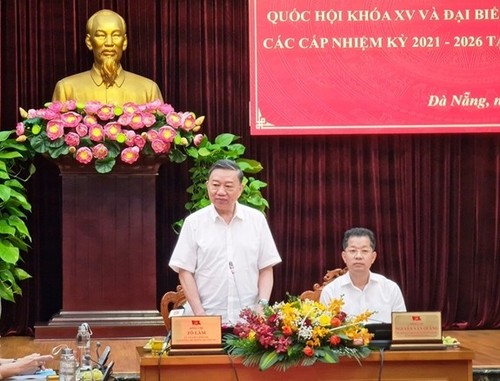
[35,159,167,339]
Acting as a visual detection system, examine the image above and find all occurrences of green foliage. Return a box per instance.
[173,133,269,232]
[0,130,35,302]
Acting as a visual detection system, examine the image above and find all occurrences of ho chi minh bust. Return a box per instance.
[52,9,163,105]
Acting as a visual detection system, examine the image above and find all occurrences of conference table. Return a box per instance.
[136,346,474,381]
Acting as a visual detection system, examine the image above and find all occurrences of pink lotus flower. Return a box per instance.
[104,122,122,140]
[125,130,137,147]
[193,134,204,147]
[61,112,82,128]
[46,119,65,140]
[84,101,104,115]
[158,126,176,143]
[83,114,99,127]
[159,103,175,115]
[64,132,80,147]
[89,125,105,142]
[97,105,115,121]
[146,130,159,141]
[92,143,109,160]
[122,102,140,115]
[144,99,162,111]
[75,147,93,164]
[16,122,25,136]
[151,139,170,154]
[129,113,145,129]
[117,113,132,126]
[180,113,196,131]
[134,135,146,149]
[76,123,88,137]
[121,146,140,164]
[40,109,60,120]
[142,112,156,127]
[166,112,182,128]
[64,100,77,111]
[47,101,64,113]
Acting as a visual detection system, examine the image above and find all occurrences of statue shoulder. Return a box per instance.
[122,70,159,86]
[54,71,92,86]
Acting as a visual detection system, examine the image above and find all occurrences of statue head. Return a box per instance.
[85,9,128,86]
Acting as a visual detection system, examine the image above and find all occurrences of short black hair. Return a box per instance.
[208,159,244,183]
[342,227,376,250]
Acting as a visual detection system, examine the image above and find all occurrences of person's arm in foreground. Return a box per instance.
[257,266,274,303]
[0,354,53,379]
[178,268,206,315]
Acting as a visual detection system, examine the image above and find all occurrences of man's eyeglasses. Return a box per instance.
[345,249,373,256]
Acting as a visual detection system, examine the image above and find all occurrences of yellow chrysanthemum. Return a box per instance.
[318,314,331,327]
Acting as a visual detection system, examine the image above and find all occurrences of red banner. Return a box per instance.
[249,0,500,135]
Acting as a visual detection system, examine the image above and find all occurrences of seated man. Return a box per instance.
[52,9,163,105]
[320,227,406,323]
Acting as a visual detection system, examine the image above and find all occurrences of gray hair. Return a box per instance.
[342,227,376,250]
[208,159,243,183]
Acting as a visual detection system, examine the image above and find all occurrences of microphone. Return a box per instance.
[159,331,172,356]
[228,261,243,323]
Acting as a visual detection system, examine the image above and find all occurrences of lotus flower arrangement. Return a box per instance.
[223,295,374,371]
[15,99,205,173]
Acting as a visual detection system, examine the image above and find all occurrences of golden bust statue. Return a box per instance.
[52,9,163,105]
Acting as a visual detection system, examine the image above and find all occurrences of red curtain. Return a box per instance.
[0,0,499,335]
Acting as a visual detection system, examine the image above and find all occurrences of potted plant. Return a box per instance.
[173,132,269,231]
[0,130,34,309]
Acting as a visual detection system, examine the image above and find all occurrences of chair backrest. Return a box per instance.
[299,267,348,302]
[160,284,186,331]
[160,267,348,329]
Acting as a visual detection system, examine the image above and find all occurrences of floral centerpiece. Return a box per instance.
[223,295,373,371]
[15,99,204,173]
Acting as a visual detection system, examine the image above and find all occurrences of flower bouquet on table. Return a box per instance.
[15,99,205,173]
[223,295,373,371]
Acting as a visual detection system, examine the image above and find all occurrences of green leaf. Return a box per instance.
[0,184,12,202]
[0,151,24,160]
[0,130,16,142]
[197,147,212,157]
[95,158,116,174]
[0,220,16,236]
[0,240,20,264]
[317,347,339,364]
[13,267,32,281]
[259,350,280,371]
[214,133,237,147]
[169,149,187,163]
[238,158,263,174]
[5,215,31,240]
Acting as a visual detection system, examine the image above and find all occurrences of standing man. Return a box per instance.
[320,227,406,323]
[169,159,282,325]
[52,9,163,104]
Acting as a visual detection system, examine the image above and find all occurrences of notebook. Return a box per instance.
[389,311,446,350]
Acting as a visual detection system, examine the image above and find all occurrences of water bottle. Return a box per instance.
[59,348,76,381]
[76,323,92,371]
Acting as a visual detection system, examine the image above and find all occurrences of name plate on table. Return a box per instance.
[390,311,446,350]
[169,316,224,355]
